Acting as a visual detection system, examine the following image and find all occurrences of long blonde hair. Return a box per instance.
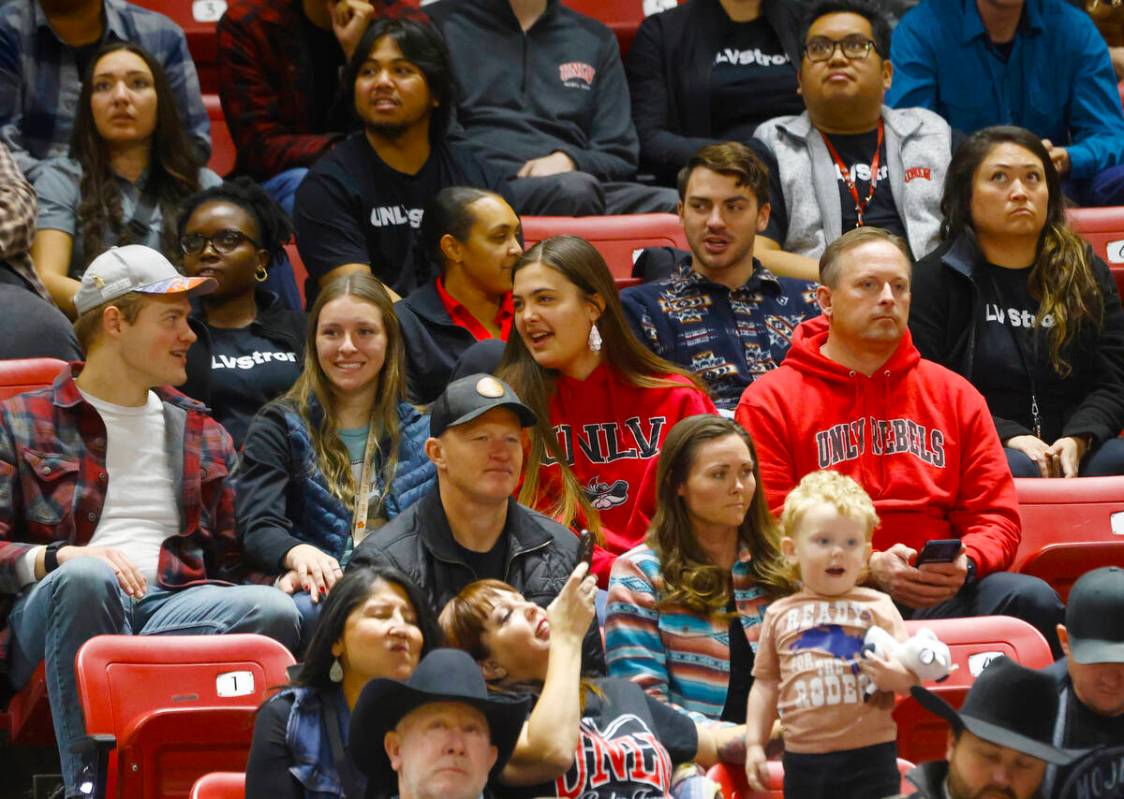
[647,416,790,615]
[281,273,407,509]
[498,236,707,536]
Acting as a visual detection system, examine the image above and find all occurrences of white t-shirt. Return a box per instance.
[79,389,179,584]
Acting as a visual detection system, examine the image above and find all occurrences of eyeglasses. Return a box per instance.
[179,229,259,256]
[804,35,878,63]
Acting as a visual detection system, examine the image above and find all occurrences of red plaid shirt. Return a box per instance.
[0,364,242,667]
[216,0,426,180]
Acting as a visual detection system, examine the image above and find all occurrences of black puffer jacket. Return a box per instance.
[910,233,1124,446]
[349,489,605,674]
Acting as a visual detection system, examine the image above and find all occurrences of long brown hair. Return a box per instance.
[71,42,203,271]
[940,126,1103,377]
[498,235,707,535]
[280,272,407,509]
[647,416,789,614]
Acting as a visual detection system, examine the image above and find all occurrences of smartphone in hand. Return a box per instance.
[578,529,594,568]
[914,538,962,567]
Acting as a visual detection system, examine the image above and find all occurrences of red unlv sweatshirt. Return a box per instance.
[537,362,716,573]
[735,316,1020,577]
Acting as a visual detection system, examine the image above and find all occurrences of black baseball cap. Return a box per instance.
[911,657,1084,766]
[429,374,536,437]
[1065,566,1124,665]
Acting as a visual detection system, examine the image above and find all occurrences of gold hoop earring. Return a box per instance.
[255,265,268,283]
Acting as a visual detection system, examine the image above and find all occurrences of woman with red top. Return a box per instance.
[500,235,717,582]
[395,186,522,404]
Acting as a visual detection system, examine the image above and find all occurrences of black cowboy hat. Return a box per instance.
[911,656,1085,766]
[348,648,531,785]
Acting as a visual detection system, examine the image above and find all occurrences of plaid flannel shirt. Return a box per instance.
[0,364,242,668]
[0,0,211,181]
[216,0,425,180]
[0,140,48,299]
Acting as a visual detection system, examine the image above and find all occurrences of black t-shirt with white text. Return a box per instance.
[763,127,905,245]
[973,262,1070,442]
[709,17,800,142]
[498,678,698,799]
[208,325,301,447]
[293,134,507,305]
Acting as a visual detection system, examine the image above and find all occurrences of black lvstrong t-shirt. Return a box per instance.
[293,134,507,305]
[208,325,301,447]
[973,262,1069,442]
[763,127,905,245]
[709,17,800,142]
[498,678,697,799]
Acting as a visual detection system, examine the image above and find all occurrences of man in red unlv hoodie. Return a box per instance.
[736,227,1064,655]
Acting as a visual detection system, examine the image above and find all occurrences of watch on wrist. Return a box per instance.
[43,541,65,574]
[964,557,977,586]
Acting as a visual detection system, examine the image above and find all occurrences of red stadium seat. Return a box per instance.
[1067,207,1124,265]
[189,772,245,799]
[129,0,221,94]
[202,95,235,178]
[707,757,915,798]
[0,358,68,401]
[74,634,294,799]
[893,616,1053,764]
[521,213,687,280]
[1012,476,1124,601]
[283,242,309,310]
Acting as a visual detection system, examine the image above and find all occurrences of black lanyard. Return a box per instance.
[986,272,1044,439]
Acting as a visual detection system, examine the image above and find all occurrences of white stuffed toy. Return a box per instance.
[862,626,957,699]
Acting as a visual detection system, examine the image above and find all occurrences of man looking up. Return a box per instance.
[752,0,948,281]
[736,227,1065,653]
[0,245,300,798]
[349,373,603,672]
[293,17,506,306]
[621,141,819,413]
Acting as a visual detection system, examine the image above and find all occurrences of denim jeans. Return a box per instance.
[5,557,301,797]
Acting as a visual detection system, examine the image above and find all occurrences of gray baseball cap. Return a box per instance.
[1065,566,1124,664]
[73,245,216,316]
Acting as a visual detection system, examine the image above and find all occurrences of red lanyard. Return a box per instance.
[821,119,885,228]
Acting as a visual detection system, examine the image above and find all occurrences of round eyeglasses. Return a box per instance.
[179,229,259,256]
[804,35,878,63]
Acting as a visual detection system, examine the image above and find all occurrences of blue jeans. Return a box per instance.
[1005,438,1124,477]
[5,557,301,797]
[262,167,307,218]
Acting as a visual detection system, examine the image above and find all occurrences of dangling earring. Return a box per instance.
[588,323,602,353]
[329,657,343,683]
[255,265,269,283]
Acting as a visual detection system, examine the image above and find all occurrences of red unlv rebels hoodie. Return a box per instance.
[735,316,1020,577]
[537,363,716,571]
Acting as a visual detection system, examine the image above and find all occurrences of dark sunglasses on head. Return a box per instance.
[803,34,878,63]
[179,229,259,256]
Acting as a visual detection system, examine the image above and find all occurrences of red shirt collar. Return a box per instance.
[434,277,514,342]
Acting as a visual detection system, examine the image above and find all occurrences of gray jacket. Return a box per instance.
[754,105,949,262]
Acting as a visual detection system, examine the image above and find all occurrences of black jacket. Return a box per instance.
[349,489,605,674]
[395,279,479,405]
[910,234,1124,446]
[427,0,640,180]
[183,289,307,412]
[625,0,802,184]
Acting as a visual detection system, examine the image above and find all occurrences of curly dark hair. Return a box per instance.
[175,176,293,265]
[800,0,893,59]
[70,41,205,271]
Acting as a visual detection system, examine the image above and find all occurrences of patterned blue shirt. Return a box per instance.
[621,252,820,412]
[0,0,210,181]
